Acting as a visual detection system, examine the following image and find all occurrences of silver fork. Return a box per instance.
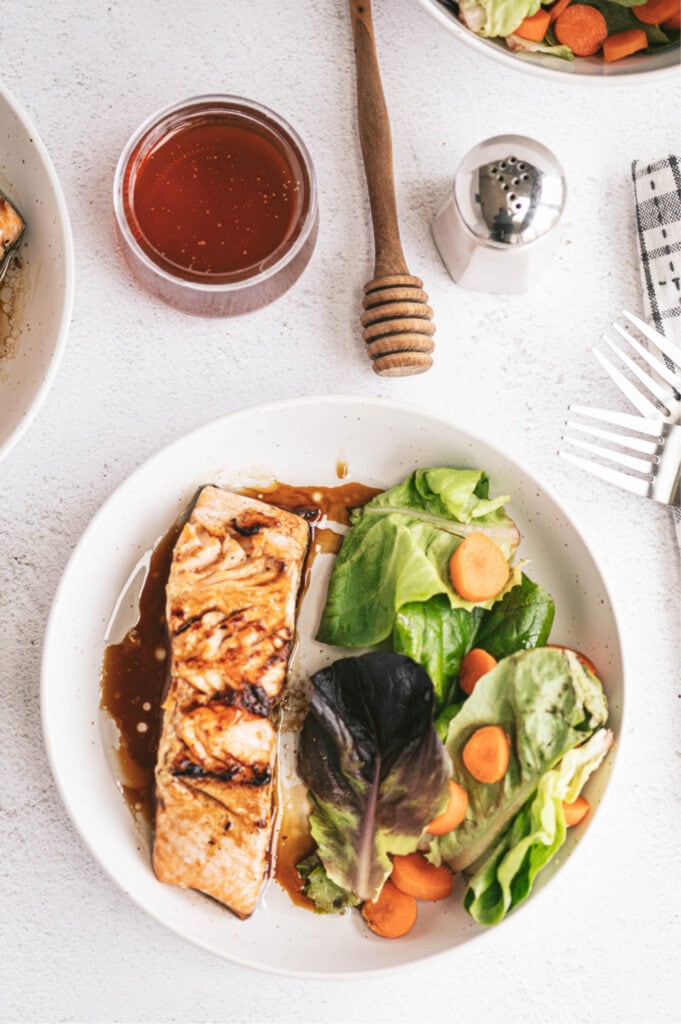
[593,309,681,423]
[560,406,681,506]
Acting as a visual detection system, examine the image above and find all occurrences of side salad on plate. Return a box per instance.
[438,0,680,62]
[296,467,613,937]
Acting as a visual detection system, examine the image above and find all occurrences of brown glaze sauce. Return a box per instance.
[100,519,181,823]
[100,476,381,907]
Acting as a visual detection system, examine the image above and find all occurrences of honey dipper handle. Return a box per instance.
[349,0,408,279]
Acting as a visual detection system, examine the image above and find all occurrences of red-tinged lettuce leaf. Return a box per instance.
[298,652,452,902]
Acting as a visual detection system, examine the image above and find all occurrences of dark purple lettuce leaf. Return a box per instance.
[298,652,451,902]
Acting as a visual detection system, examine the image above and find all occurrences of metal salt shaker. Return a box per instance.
[432,135,567,294]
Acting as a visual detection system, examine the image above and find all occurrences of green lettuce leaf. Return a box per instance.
[393,575,555,710]
[464,728,613,924]
[298,652,451,902]
[393,596,485,707]
[429,647,608,873]
[296,851,360,914]
[506,33,575,59]
[317,468,522,648]
[458,0,540,37]
[475,574,555,659]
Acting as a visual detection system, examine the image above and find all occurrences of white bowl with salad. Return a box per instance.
[419,0,680,78]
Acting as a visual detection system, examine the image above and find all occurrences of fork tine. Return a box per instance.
[558,449,653,498]
[622,310,681,369]
[568,403,667,436]
[562,434,655,474]
[565,419,660,455]
[602,335,676,408]
[593,348,661,418]
[611,323,681,392]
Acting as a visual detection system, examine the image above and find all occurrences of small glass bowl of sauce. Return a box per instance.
[113,95,318,316]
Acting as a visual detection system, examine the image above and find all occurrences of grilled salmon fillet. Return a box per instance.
[153,484,309,918]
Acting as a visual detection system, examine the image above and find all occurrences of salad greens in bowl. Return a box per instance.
[419,0,680,78]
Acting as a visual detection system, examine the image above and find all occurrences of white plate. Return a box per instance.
[42,396,624,978]
[0,81,74,464]
[418,0,680,82]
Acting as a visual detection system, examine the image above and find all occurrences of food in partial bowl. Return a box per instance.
[0,81,74,464]
[418,0,680,78]
[0,188,25,277]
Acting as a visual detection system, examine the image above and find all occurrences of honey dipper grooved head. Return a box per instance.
[361,274,436,377]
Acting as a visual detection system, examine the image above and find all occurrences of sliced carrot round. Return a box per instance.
[426,779,468,835]
[449,533,509,603]
[391,852,454,901]
[459,648,498,696]
[563,795,590,826]
[463,725,510,784]
[554,4,608,55]
[361,879,418,938]
[632,0,679,23]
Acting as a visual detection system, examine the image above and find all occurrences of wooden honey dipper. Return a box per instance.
[349,0,435,377]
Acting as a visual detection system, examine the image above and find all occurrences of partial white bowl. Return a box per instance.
[41,396,624,978]
[418,0,680,82]
[0,81,74,464]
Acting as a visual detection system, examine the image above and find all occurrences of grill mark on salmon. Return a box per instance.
[152,485,309,919]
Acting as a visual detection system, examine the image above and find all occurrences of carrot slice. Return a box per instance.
[550,0,573,22]
[361,879,418,938]
[391,852,454,901]
[662,10,681,27]
[563,795,591,826]
[449,533,509,603]
[546,644,598,677]
[463,725,510,784]
[633,0,679,23]
[426,779,469,835]
[603,28,649,60]
[459,648,498,696]
[554,5,609,54]
[515,8,552,39]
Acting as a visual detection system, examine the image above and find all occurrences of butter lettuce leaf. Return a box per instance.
[458,0,540,38]
[506,33,575,59]
[317,468,521,648]
[464,728,613,924]
[298,652,451,902]
[428,647,608,873]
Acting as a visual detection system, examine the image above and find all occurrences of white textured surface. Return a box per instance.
[0,1,679,1022]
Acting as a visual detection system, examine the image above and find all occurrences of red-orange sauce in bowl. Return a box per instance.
[130,116,298,278]
[114,95,318,315]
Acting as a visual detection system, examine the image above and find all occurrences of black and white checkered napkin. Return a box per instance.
[632,156,681,547]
